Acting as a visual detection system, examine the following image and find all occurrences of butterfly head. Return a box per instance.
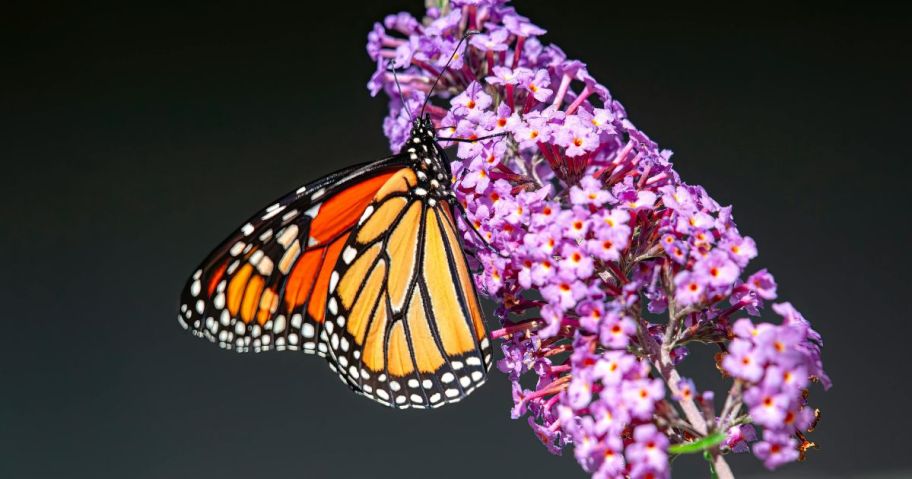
[409,114,436,144]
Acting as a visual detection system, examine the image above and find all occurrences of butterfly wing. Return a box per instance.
[322,167,493,409]
[179,159,407,355]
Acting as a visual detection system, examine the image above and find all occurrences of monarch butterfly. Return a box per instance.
[178,114,494,409]
[178,35,500,409]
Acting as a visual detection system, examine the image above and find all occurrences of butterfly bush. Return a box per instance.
[367,1,830,477]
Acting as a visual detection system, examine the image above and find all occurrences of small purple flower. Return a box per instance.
[694,249,740,288]
[621,190,658,211]
[593,351,637,386]
[732,318,773,341]
[523,68,554,102]
[673,270,707,306]
[720,234,758,267]
[567,375,594,409]
[746,269,778,300]
[559,244,595,279]
[514,113,552,149]
[497,339,530,380]
[486,65,531,86]
[470,28,511,52]
[542,275,590,310]
[554,116,599,157]
[598,311,636,349]
[570,175,613,207]
[744,386,791,429]
[501,8,547,37]
[672,377,696,402]
[724,424,757,453]
[625,423,669,471]
[622,378,664,420]
[451,81,493,119]
[763,364,810,393]
[722,338,766,383]
[753,431,800,470]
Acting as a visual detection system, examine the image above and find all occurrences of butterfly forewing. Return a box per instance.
[178,160,405,355]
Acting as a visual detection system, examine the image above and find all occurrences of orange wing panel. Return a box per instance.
[206,262,228,297]
[285,248,323,312]
[440,205,487,341]
[310,172,395,244]
[306,236,347,323]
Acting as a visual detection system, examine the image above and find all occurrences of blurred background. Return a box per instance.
[2,1,909,477]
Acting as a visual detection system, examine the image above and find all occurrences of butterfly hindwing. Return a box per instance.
[323,167,493,409]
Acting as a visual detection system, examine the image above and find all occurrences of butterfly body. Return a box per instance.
[179,116,492,409]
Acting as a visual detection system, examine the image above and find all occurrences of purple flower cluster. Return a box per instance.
[721,304,829,469]
[367,1,829,477]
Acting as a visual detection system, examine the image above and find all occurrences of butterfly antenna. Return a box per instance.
[387,60,413,122]
[419,30,479,118]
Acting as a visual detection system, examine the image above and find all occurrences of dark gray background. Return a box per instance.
[3,1,909,477]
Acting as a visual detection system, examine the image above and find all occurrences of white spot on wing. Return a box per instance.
[256,256,274,276]
[329,271,339,293]
[282,209,299,222]
[305,203,321,218]
[213,293,225,309]
[359,205,374,224]
[241,223,254,236]
[262,205,285,220]
[190,280,201,297]
[342,246,357,264]
[249,250,264,266]
[302,323,315,338]
[277,225,298,248]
